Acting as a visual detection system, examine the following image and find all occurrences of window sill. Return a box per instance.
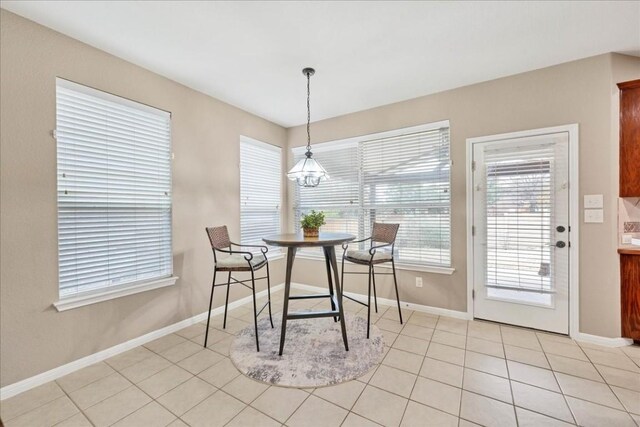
[294,254,455,275]
[53,276,179,312]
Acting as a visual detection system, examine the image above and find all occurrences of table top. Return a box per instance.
[263,232,355,248]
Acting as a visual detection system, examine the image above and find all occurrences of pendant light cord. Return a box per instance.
[306,71,311,153]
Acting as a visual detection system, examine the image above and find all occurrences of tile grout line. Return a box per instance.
[500,324,520,427]
[392,309,422,427]
[100,317,239,425]
[344,308,421,426]
[351,308,403,425]
[461,325,584,426]
[53,362,146,427]
[97,342,218,426]
[534,331,577,425]
[224,386,287,427]
[50,383,95,427]
[507,373,632,425]
[336,309,401,427]
[579,345,636,418]
[455,318,469,427]
[150,355,224,417]
[280,389,313,427]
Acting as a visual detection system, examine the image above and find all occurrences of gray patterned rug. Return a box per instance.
[229,313,384,388]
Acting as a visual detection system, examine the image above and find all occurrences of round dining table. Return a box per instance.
[262,232,355,356]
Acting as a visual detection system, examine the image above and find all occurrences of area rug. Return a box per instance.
[229,313,384,388]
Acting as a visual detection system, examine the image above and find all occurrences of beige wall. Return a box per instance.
[287,53,640,338]
[0,10,287,387]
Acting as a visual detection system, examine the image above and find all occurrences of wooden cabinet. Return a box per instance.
[621,250,640,341]
[618,80,640,197]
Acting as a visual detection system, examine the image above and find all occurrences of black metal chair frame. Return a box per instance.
[204,227,274,352]
[341,224,403,339]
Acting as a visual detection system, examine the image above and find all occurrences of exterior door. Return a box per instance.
[472,132,570,334]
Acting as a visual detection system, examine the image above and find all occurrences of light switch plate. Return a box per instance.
[584,194,603,209]
[584,209,604,223]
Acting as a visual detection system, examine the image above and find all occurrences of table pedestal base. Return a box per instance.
[279,245,349,356]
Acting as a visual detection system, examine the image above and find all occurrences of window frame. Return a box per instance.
[53,78,177,311]
[292,121,454,275]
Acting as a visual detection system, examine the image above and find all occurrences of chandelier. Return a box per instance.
[287,67,329,187]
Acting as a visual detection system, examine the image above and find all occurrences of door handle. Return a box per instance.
[554,241,566,248]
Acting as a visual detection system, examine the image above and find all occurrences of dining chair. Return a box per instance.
[204,225,274,351]
[341,223,403,338]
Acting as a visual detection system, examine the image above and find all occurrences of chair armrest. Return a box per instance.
[369,242,393,256]
[341,237,371,251]
[230,242,269,254]
[214,247,254,261]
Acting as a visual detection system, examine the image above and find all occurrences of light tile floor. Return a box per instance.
[2,288,640,427]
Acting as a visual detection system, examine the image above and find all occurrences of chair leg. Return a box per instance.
[266,262,274,328]
[250,268,260,352]
[367,264,372,339]
[223,271,231,329]
[392,259,403,324]
[204,269,217,347]
[371,265,378,313]
[340,254,346,314]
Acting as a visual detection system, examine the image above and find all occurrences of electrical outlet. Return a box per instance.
[415,277,423,288]
[622,234,633,244]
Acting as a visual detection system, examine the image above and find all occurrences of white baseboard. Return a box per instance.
[574,332,634,348]
[291,282,471,320]
[0,284,283,401]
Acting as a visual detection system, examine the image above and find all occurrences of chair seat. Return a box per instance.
[345,249,392,264]
[217,253,266,270]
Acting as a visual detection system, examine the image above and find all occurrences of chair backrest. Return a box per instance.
[206,225,231,250]
[372,223,399,244]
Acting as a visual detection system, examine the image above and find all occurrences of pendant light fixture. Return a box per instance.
[287,67,329,187]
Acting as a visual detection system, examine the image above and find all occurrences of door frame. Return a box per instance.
[466,124,580,338]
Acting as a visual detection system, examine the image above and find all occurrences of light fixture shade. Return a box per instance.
[286,66,329,188]
[287,155,329,187]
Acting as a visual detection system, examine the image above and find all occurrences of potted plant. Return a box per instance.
[300,210,326,238]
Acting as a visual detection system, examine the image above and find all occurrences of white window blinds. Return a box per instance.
[240,137,282,253]
[484,144,555,292]
[294,122,451,267]
[56,79,172,298]
[295,142,360,239]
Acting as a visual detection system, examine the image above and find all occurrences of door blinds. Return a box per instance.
[294,125,450,267]
[240,138,282,253]
[483,143,555,293]
[56,79,172,297]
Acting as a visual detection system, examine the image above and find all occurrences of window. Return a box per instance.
[240,137,282,254]
[56,78,173,301]
[294,121,451,268]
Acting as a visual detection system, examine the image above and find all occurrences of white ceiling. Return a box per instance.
[2,1,639,127]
